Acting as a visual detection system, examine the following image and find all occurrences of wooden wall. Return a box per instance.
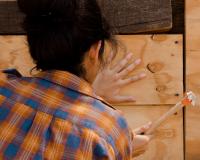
[1,0,198,159]
[186,0,200,159]
[0,35,184,160]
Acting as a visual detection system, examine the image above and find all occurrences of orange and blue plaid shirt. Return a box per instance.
[0,69,133,160]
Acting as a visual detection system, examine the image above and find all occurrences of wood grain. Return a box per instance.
[186,0,200,53]
[186,53,200,160]
[167,0,184,34]
[112,35,183,105]
[115,105,183,160]
[0,36,34,76]
[0,1,25,35]
[186,0,200,159]
[98,0,172,34]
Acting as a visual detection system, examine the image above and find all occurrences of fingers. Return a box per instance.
[113,95,136,103]
[119,73,146,86]
[134,122,152,135]
[132,147,147,158]
[147,134,154,140]
[132,135,150,150]
[107,51,114,63]
[117,59,141,78]
[113,53,133,73]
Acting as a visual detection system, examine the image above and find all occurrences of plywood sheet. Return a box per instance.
[113,35,183,105]
[186,0,200,159]
[115,105,184,160]
[0,36,34,76]
[186,0,200,53]
[186,53,200,160]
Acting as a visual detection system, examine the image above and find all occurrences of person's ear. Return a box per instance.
[88,41,102,63]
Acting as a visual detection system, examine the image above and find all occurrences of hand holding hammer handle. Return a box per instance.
[145,91,196,135]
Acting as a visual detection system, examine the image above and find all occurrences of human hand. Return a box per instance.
[92,52,146,103]
[132,122,153,157]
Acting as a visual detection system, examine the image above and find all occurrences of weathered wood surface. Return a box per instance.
[115,105,183,160]
[0,0,172,34]
[186,53,200,160]
[186,0,200,159]
[167,0,184,34]
[186,54,200,160]
[0,1,25,35]
[0,35,183,105]
[98,0,172,34]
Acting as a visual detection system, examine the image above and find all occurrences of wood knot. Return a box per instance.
[156,85,167,92]
[147,62,164,73]
[174,93,180,97]
[156,129,175,138]
[151,35,167,42]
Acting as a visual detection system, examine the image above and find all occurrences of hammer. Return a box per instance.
[145,91,197,135]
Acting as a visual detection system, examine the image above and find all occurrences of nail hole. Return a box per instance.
[174,93,180,97]
[175,41,179,44]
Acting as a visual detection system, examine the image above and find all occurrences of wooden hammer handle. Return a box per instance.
[146,101,183,135]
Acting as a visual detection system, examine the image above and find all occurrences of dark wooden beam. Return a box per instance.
[0,1,25,35]
[167,0,184,34]
[0,0,183,35]
[98,0,172,34]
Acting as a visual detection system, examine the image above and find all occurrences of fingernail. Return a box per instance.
[127,53,133,59]
[139,73,146,78]
[135,59,141,65]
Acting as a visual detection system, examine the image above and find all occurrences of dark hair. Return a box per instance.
[17,0,116,76]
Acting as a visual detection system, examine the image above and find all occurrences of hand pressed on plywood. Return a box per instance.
[92,52,146,104]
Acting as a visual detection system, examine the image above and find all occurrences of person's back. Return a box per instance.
[0,70,132,159]
[0,0,151,159]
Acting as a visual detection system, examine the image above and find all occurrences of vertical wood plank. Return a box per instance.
[186,0,200,159]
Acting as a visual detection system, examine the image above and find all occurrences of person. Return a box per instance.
[0,0,152,159]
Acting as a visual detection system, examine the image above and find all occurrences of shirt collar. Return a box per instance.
[35,70,105,101]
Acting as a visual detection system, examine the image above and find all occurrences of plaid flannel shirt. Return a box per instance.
[0,69,133,160]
